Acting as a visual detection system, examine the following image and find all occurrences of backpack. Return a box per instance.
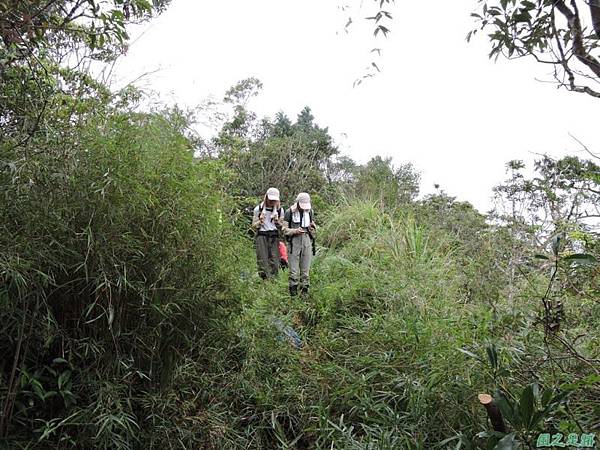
[283,208,313,232]
[279,241,288,268]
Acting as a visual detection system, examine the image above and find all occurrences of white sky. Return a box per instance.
[112,0,599,213]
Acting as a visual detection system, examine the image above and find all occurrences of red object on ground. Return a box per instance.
[279,241,288,266]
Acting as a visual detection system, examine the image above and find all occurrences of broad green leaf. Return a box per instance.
[486,344,499,370]
[495,391,517,428]
[519,384,534,429]
[58,371,71,390]
[541,389,553,407]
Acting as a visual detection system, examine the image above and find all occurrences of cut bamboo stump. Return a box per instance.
[478,393,507,433]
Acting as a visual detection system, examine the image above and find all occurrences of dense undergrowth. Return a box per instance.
[179,202,599,449]
[2,23,599,450]
[0,84,247,448]
[2,102,599,447]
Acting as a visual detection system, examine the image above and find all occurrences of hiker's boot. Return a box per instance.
[289,285,298,297]
[300,285,309,297]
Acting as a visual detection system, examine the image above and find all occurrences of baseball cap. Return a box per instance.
[296,192,311,210]
[266,187,280,201]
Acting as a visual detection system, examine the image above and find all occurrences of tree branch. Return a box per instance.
[550,6,600,97]
[569,133,600,160]
[590,0,600,38]
[554,0,600,78]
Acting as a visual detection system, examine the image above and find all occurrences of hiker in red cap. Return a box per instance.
[252,187,284,279]
[282,192,316,296]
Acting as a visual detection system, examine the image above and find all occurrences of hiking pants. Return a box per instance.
[255,233,280,279]
[288,233,312,289]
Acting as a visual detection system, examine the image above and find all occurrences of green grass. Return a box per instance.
[186,200,599,449]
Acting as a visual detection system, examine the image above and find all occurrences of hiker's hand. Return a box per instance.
[295,228,305,235]
[309,222,316,230]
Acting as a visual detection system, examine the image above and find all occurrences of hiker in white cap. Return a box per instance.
[252,187,284,279]
[282,192,316,296]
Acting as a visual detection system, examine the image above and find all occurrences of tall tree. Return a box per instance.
[213,80,339,203]
[1,0,170,65]
[1,0,170,151]
[353,156,420,206]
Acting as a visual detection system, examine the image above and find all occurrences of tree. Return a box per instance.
[492,156,600,247]
[417,190,508,305]
[1,0,170,66]
[1,0,170,153]
[352,156,420,206]
[470,0,600,99]
[348,0,600,98]
[212,81,340,204]
[490,155,600,320]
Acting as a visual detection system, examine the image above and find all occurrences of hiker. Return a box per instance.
[252,187,284,279]
[283,192,316,297]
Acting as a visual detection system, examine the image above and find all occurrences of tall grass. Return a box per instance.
[0,87,248,448]
[2,79,598,449]
[191,199,599,449]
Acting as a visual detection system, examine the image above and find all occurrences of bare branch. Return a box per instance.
[569,133,600,160]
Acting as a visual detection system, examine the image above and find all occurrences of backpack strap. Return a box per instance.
[284,206,311,227]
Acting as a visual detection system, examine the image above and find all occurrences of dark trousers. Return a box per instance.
[255,234,280,279]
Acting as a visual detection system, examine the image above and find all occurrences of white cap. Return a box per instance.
[296,192,311,210]
[266,187,280,201]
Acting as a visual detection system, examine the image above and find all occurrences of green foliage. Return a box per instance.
[0,72,246,445]
[0,0,170,65]
[209,201,494,448]
[189,193,597,449]
[470,0,600,98]
[213,82,339,204]
[2,6,599,447]
[348,156,420,207]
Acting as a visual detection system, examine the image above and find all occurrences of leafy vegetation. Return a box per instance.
[1,1,600,449]
[470,0,600,98]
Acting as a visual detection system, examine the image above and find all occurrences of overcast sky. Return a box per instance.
[112,0,599,213]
